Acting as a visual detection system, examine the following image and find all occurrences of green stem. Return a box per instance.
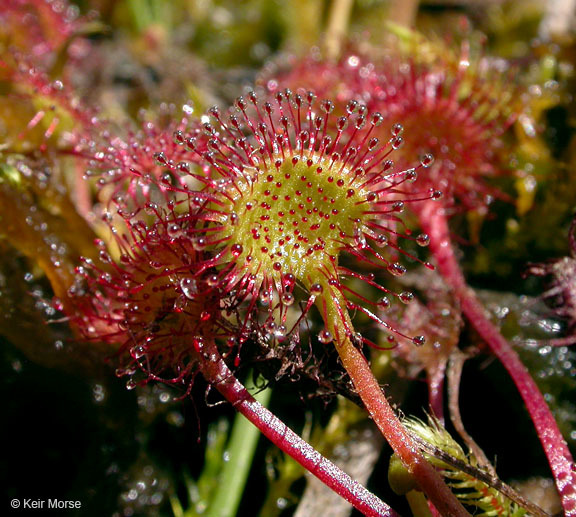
[324,0,354,61]
[206,375,272,517]
[127,0,151,33]
[406,491,434,517]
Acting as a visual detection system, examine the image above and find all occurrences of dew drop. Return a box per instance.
[143,203,157,216]
[154,151,168,167]
[235,96,247,110]
[259,290,271,305]
[371,113,384,126]
[126,379,137,390]
[382,160,394,173]
[207,274,219,286]
[99,250,112,263]
[420,153,435,168]
[310,283,324,295]
[378,297,391,309]
[391,123,404,136]
[405,168,418,182]
[387,263,406,276]
[321,100,335,114]
[173,295,187,312]
[399,291,414,304]
[131,345,147,359]
[391,136,404,149]
[283,273,295,287]
[416,233,430,246]
[167,224,182,239]
[173,130,185,145]
[193,336,204,351]
[177,161,190,173]
[193,237,208,251]
[346,100,359,114]
[412,335,426,346]
[431,189,443,200]
[281,292,294,306]
[336,117,348,131]
[185,137,196,151]
[353,227,367,249]
[375,234,388,247]
[263,102,273,115]
[203,123,216,136]
[180,278,198,299]
[318,329,333,344]
[368,138,379,151]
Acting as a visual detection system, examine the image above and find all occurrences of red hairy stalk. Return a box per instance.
[322,288,469,517]
[198,338,400,517]
[419,200,576,517]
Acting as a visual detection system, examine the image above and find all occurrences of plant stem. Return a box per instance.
[321,291,470,517]
[206,374,271,517]
[387,0,420,28]
[406,490,434,517]
[418,199,576,517]
[197,339,400,517]
[324,0,354,61]
[427,364,446,422]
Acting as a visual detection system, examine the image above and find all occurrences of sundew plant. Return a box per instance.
[2,1,576,516]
